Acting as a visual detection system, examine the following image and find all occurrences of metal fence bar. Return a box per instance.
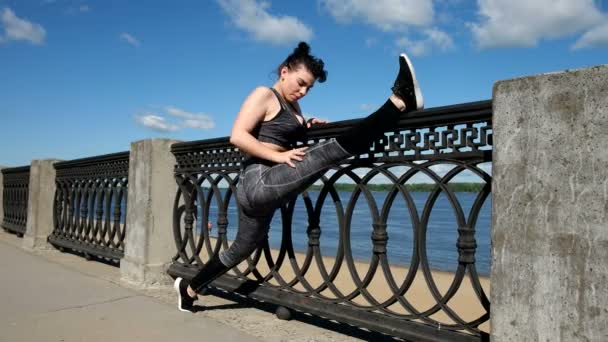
[1,166,31,237]
[48,152,129,262]
[168,100,492,341]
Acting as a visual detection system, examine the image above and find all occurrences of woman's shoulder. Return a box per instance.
[244,86,278,107]
[249,86,274,98]
[239,86,279,117]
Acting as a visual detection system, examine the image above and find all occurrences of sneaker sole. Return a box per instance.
[399,53,424,110]
[174,277,193,313]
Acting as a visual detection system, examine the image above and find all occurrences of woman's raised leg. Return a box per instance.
[249,53,424,209]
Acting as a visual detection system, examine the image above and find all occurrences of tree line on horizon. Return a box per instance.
[305,182,486,193]
[201,182,486,193]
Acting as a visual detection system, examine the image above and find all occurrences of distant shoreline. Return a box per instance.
[206,182,488,192]
[306,182,487,192]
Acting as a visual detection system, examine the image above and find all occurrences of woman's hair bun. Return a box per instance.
[294,42,310,55]
[277,41,327,83]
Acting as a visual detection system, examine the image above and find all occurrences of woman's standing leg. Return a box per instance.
[174,166,275,312]
[187,205,274,287]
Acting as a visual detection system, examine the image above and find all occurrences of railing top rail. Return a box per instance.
[171,136,232,153]
[1,165,31,175]
[54,151,130,170]
[171,100,492,153]
[397,99,491,126]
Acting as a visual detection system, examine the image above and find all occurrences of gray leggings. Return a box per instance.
[218,138,351,267]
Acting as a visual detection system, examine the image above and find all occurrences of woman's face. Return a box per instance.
[280,64,316,102]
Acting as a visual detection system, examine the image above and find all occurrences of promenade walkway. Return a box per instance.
[0,231,386,342]
[0,236,259,342]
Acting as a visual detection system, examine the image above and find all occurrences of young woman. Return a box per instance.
[174,42,423,312]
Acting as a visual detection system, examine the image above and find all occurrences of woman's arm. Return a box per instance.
[292,102,327,128]
[230,87,306,167]
[229,87,278,160]
[305,117,328,128]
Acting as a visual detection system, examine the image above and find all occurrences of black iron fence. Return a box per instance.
[1,166,31,236]
[48,152,129,262]
[168,101,492,341]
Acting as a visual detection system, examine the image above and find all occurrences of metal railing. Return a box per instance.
[48,152,129,262]
[1,166,31,236]
[168,100,492,341]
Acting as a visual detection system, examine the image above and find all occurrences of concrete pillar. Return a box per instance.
[491,65,608,341]
[121,139,180,288]
[23,159,61,250]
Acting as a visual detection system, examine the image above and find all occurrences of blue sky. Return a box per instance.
[1,0,607,167]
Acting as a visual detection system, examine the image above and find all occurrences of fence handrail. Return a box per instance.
[54,151,130,170]
[1,165,31,174]
[171,100,492,152]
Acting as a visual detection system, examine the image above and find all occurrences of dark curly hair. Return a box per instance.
[277,42,327,83]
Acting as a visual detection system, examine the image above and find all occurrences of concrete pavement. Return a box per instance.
[0,238,260,342]
[0,230,390,341]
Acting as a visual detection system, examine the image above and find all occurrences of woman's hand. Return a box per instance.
[274,147,307,168]
[306,118,328,128]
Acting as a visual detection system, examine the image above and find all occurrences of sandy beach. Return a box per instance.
[199,241,490,334]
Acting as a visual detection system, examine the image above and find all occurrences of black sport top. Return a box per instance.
[256,88,307,149]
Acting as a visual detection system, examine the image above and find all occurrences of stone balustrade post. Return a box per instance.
[22,159,61,250]
[491,65,608,341]
[120,139,180,288]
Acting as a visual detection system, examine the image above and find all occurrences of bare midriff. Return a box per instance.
[260,141,289,153]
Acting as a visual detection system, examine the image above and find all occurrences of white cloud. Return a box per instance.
[181,119,215,129]
[120,32,140,47]
[0,7,46,45]
[216,0,313,45]
[396,28,454,56]
[79,5,90,13]
[359,103,376,112]
[320,0,434,30]
[573,22,608,49]
[135,114,180,132]
[425,28,454,49]
[364,36,378,47]
[136,107,216,132]
[166,106,215,129]
[320,1,451,54]
[469,0,606,48]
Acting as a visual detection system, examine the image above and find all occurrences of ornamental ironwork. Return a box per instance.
[1,166,31,236]
[48,152,129,262]
[169,101,492,341]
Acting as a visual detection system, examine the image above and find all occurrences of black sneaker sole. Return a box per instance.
[399,53,424,110]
